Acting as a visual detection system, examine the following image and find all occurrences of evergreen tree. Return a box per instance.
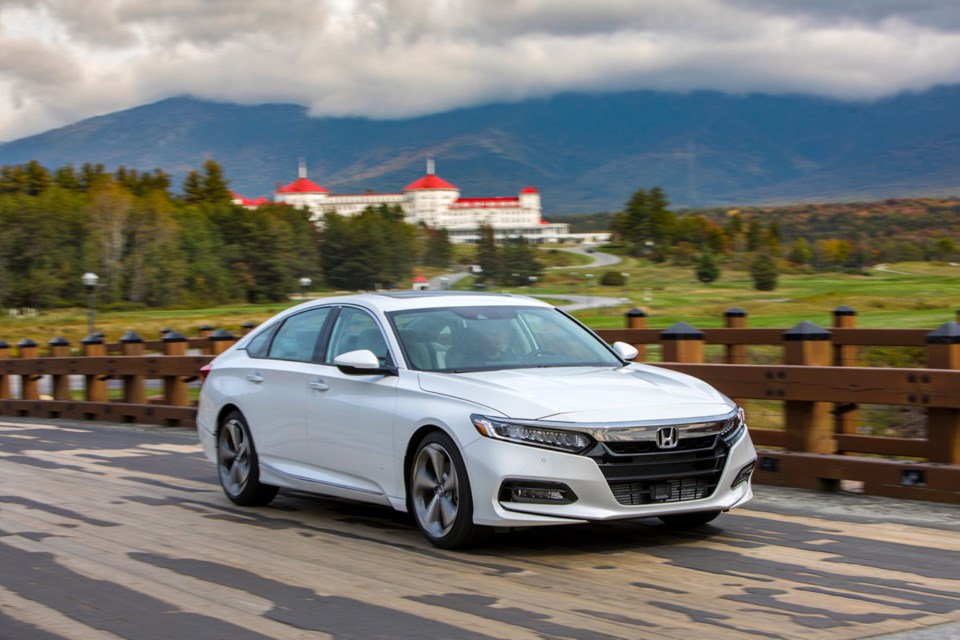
[695,253,720,284]
[424,227,453,268]
[750,253,779,291]
[476,223,498,283]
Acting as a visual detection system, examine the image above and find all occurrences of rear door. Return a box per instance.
[240,306,333,470]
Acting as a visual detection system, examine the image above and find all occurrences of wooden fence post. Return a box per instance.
[783,321,835,457]
[661,322,704,363]
[163,331,189,406]
[198,325,214,355]
[832,306,860,446]
[18,339,39,400]
[82,334,107,402]
[926,322,960,464]
[48,337,71,401]
[0,341,9,399]
[120,330,146,405]
[724,307,747,364]
[209,329,237,355]
[624,308,647,361]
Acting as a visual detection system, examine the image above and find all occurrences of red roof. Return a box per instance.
[403,174,458,191]
[520,186,539,194]
[413,274,429,283]
[449,197,520,209]
[277,177,330,194]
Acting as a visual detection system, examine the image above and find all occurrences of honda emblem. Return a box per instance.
[656,426,679,449]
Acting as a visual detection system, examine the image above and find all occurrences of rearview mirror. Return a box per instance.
[612,341,639,361]
[333,349,393,375]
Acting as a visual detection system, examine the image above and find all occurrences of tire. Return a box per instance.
[217,411,278,506]
[658,510,722,527]
[408,432,492,549]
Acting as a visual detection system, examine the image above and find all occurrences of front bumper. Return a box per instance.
[463,428,757,527]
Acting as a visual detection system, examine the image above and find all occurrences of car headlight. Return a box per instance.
[721,407,747,443]
[471,414,592,453]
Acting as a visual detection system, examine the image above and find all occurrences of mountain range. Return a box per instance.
[1,87,959,213]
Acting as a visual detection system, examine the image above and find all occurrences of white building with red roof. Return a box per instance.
[272,160,569,243]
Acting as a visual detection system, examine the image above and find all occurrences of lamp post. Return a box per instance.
[528,275,538,289]
[439,276,449,291]
[81,272,99,336]
[299,277,312,300]
[585,273,594,310]
[621,272,630,302]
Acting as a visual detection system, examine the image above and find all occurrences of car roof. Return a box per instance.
[297,291,551,313]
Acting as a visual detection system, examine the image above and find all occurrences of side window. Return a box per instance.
[245,323,279,358]
[325,307,392,367]
[266,307,332,362]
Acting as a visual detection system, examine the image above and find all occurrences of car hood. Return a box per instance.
[417,364,733,423]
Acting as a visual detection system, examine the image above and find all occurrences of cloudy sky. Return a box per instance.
[2,0,960,141]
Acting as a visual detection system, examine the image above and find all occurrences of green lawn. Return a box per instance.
[2,259,958,346]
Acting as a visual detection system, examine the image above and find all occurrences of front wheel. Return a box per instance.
[217,411,278,506]
[658,510,722,527]
[409,432,491,549]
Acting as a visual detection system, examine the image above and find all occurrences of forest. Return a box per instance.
[0,160,545,310]
[3,157,959,311]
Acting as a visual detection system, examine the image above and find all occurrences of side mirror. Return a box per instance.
[333,349,393,375]
[612,341,639,362]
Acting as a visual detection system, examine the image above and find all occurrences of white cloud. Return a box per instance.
[2,0,960,140]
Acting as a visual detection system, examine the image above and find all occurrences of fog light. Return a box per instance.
[731,461,755,488]
[499,481,577,504]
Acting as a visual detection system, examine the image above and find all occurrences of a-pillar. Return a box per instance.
[48,337,71,401]
[82,334,107,402]
[163,331,189,406]
[783,321,834,455]
[724,307,747,364]
[18,339,39,400]
[660,322,704,363]
[926,322,960,463]
[624,308,647,361]
[120,330,146,405]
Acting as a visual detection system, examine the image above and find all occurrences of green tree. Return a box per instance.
[498,237,543,286]
[476,223,498,283]
[787,238,813,265]
[423,227,453,268]
[750,253,779,291]
[695,253,720,284]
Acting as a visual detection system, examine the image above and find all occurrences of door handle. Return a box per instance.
[246,372,264,383]
[309,379,329,391]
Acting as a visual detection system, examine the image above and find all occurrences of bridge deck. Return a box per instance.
[0,418,958,640]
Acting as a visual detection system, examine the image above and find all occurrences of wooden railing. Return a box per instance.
[596,306,960,504]
[0,327,246,428]
[0,308,957,503]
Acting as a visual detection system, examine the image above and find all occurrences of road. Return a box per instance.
[428,247,626,312]
[1,417,958,639]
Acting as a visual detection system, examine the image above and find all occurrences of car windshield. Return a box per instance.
[388,305,623,372]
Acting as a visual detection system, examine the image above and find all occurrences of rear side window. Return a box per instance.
[245,324,279,358]
[267,307,333,362]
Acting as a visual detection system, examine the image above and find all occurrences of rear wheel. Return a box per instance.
[217,411,278,506]
[659,510,722,527]
[409,432,491,549]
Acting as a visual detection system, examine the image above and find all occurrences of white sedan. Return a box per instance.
[197,292,756,548]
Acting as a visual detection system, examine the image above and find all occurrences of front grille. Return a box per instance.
[610,477,714,505]
[587,434,729,506]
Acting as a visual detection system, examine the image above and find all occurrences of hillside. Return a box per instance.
[2,87,960,212]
